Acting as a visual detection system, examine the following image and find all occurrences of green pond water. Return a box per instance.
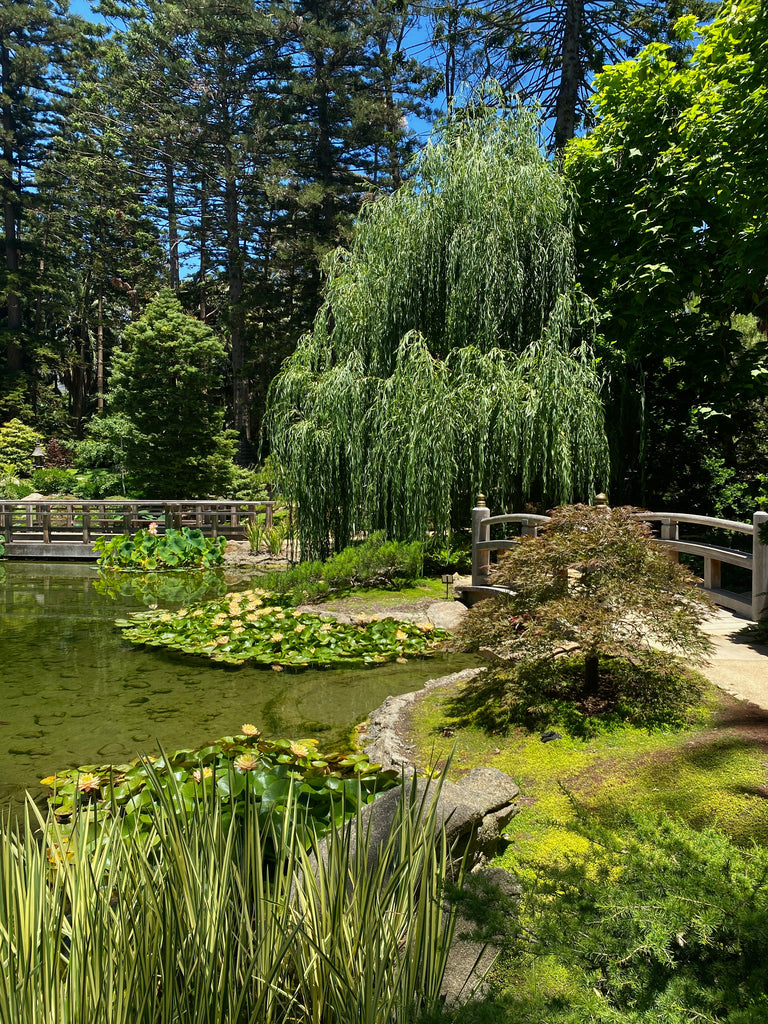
[0,561,476,807]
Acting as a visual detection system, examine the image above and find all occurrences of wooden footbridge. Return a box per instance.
[458,495,768,621]
[0,500,274,560]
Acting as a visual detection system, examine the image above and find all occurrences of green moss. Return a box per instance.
[320,577,446,610]
[409,678,768,870]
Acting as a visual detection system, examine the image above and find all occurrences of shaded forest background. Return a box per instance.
[2,0,766,523]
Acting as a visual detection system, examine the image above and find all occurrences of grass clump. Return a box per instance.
[2,773,460,1023]
[256,532,425,605]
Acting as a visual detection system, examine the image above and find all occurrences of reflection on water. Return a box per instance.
[0,562,477,805]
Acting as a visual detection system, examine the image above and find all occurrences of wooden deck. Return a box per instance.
[0,500,274,560]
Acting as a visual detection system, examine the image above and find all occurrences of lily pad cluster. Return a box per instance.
[115,586,450,667]
[94,526,226,570]
[41,727,397,856]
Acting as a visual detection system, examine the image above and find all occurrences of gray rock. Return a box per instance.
[441,867,521,1005]
[425,600,469,630]
[361,667,485,771]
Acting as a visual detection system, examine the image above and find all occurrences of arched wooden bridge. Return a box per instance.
[457,494,768,622]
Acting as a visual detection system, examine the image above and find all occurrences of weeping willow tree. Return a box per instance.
[266,97,608,559]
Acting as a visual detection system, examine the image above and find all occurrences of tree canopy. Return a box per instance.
[267,98,608,558]
[107,290,235,497]
[565,0,768,509]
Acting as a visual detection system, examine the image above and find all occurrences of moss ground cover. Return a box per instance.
[411,678,768,1023]
[115,586,450,667]
[408,680,768,865]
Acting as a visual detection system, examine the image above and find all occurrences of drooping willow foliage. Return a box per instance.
[266,98,609,559]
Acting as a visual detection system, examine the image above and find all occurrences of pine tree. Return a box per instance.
[107,289,235,497]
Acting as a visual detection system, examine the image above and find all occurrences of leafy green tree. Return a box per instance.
[565,0,768,507]
[106,290,236,497]
[0,417,42,474]
[458,504,711,703]
[266,97,608,558]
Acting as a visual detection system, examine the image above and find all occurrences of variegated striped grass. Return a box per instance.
[0,771,462,1023]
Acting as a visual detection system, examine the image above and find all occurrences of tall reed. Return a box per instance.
[0,773,462,1023]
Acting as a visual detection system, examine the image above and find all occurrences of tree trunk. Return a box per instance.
[1,41,23,371]
[224,153,250,445]
[96,285,104,413]
[164,147,180,292]
[199,186,207,322]
[584,650,600,696]
[554,0,584,151]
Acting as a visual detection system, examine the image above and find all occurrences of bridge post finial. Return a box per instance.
[594,492,608,508]
[472,495,491,587]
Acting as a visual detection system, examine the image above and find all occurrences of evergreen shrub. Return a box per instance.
[259,533,424,604]
[31,468,78,495]
[0,418,42,475]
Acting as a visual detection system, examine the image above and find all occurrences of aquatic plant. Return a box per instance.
[40,728,395,850]
[114,586,449,667]
[94,526,226,570]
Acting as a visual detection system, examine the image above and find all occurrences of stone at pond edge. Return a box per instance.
[361,666,485,771]
[359,669,521,1006]
[311,769,521,1006]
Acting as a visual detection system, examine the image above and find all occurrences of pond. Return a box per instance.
[0,561,477,807]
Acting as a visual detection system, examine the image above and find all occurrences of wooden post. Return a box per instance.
[472,494,491,587]
[521,517,537,538]
[266,502,274,530]
[172,505,182,531]
[660,517,680,563]
[752,511,768,621]
[82,507,91,543]
[42,510,51,543]
[1,504,11,543]
[704,557,721,591]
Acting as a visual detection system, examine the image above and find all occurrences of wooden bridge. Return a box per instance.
[0,500,274,560]
[458,495,768,621]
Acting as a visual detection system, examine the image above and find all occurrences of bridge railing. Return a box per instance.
[635,511,768,621]
[468,496,768,620]
[0,500,275,546]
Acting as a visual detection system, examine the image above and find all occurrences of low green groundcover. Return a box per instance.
[41,728,397,853]
[115,586,450,667]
